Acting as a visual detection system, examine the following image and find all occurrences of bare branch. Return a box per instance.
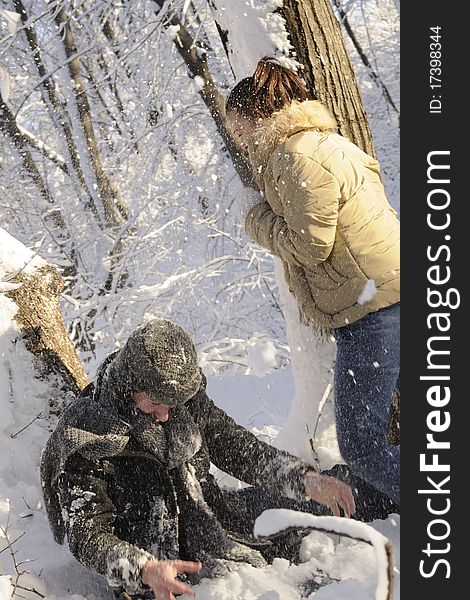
[0,505,45,599]
[10,412,44,439]
[54,7,128,227]
[16,124,69,175]
[0,97,67,231]
[151,0,254,187]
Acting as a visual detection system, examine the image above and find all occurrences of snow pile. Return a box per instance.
[0,228,46,281]
[358,280,378,305]
[255,510,393,600]
[0,9,21,36]
[210,1,295,78]
[0,576,12,599]
[189,512,400,600]
[269,287,342,470]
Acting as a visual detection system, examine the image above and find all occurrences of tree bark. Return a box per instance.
[0,96,81,277]
[3,234,88,412]
[280,0,376,157]
[54,8,128,227]
[12,0,102,221]
[331,0,400,121]
[13,2,132,290]
[0,98,67,232]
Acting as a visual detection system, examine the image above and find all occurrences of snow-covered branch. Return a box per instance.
[255,509,394,600]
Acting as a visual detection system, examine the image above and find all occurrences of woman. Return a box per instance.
[226,58,400,505]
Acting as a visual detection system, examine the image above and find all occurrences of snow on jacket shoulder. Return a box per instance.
[246,100,400,330]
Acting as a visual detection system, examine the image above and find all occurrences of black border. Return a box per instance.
[401,3,466,595]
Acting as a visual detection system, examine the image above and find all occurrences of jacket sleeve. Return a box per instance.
[199,392,313,501]
[245,152,341,269]
[56,454,153,594]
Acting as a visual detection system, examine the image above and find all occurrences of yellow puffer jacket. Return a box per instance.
[245,100,400,330]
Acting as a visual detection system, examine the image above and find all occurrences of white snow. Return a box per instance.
[167,24,181,39]
[0,281,22,292]
[0,1,400,598]
[187,510,400,600]
[247,339,278,376]
[210,1,298,78]
[194,75,205,90]
[358,280,378,305]
[254,510,393,600]
[271,275,342,470]
[0,227,46,278]
[0,9,21,36]
[0,65,11,104]
[182,0,192,16]
[0,577,12,599]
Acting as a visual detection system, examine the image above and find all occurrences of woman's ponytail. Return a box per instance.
[226,57,308,121]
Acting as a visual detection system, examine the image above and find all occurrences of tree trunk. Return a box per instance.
[2,230,88,412]
[280,0,376,157]
[54,7,128,227]
[12,0,104,221]
[0,98,67,232]
[331,0,400,121]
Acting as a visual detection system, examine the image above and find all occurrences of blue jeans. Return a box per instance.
[334,303,400,504]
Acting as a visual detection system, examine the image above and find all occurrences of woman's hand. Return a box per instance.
[304,471,356,518]
[234,187,264,223]
[141,559,202,600]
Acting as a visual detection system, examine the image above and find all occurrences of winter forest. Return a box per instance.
[0,1,400,599]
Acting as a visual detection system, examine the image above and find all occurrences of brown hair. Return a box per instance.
[226,57,308,121]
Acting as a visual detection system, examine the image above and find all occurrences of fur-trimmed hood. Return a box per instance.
[248,100,337,178]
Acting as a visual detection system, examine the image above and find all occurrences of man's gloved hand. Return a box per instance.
[195,542,267,580]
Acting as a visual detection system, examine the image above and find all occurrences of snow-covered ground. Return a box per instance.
[0,348,400,599]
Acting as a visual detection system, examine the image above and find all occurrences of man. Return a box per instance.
[41,319,386,599]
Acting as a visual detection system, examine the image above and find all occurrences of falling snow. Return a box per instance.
[0,0,400,598]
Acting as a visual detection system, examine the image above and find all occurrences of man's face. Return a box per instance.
[132,392,173,423]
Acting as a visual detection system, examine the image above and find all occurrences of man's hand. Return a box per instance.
[304,471,356,518]
[141,559,202,600]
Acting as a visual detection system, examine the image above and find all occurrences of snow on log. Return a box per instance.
[0,228,88,407]
[254,509,394,600]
